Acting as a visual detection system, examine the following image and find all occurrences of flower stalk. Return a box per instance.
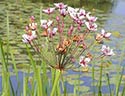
[50,70,61,96]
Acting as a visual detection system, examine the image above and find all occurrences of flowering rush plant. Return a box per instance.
[22,3,115,71]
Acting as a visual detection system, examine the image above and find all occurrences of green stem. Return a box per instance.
[98,59,103,96]
[51,70,61,96]
[92,65,95,96]
[116,67,124,96]
[106,73,112,96]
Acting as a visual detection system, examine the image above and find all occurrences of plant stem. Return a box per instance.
[106,73,112,96]
[51,70,61,96]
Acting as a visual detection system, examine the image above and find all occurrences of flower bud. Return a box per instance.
[56,16,60,21]
[25,26,29,31]
[30,16,35,20]
[68,25,74,36]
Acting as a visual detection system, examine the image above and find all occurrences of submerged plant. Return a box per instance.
[22,3,114,72]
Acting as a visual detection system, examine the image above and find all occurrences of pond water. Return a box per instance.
[0,0,125,95]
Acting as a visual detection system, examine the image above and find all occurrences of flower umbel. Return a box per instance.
[22,3,115,71]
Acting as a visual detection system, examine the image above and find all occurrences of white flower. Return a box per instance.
[22,34,30,43]
[40,20,53,29]
[86,12,97,22]
[69,12,77,20]
[68,6,79,14]
[77,9,86,20]
[32,31,37,38]
[47,20,53,26]
[79,9,86,16]
[22,31,37,43]
[42,8,55,14]
[79,56,91,67]
[52,27,58,35]
[54,3,67,9]
[47,27,58,36]
[101,29,111,38]
[101,45,115,56]
[59,8,67,16]
[85,22,97,31]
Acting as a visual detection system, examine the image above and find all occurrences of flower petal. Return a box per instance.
[101,29,105,36]
[104,33,111,38]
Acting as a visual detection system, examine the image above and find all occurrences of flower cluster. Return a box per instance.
[22,16,37,43]
[22,3,114,71]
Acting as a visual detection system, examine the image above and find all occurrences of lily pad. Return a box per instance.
[112,31,121,38]
[75,85,90,92]
[68,79,84,85]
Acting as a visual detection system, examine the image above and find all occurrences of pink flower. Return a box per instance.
[101,29,111,39]
[25,26,29,31]
[69,11,85,25]
[76,19,85,26]
[54,3,67,9]
[59,8,67,17]
[79,56,91,67]
[68,7,79,14]
[42,8,55,15]
[40,20,53,29]
[68,8,85,27]
[68,25,74,36]
[22,31,37,43]
[56,16,60,21]
[86,12,97,22]
[85,22,97,31]
[95,29,111,43]
[30,16,35,21]
[101,45,115,56]
[77,9,86,20]
[79,9,86,15]
[47,27,58,36]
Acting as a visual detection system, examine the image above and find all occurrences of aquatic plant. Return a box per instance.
[22,2,114,72]
[21,3,117,95]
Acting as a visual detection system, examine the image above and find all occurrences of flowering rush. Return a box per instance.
[22,16,37,44]
[42,8,55,15]
[95,29,112,44]
[79,55,92,67]
[22,3,115,71]
[101,45,115,56]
